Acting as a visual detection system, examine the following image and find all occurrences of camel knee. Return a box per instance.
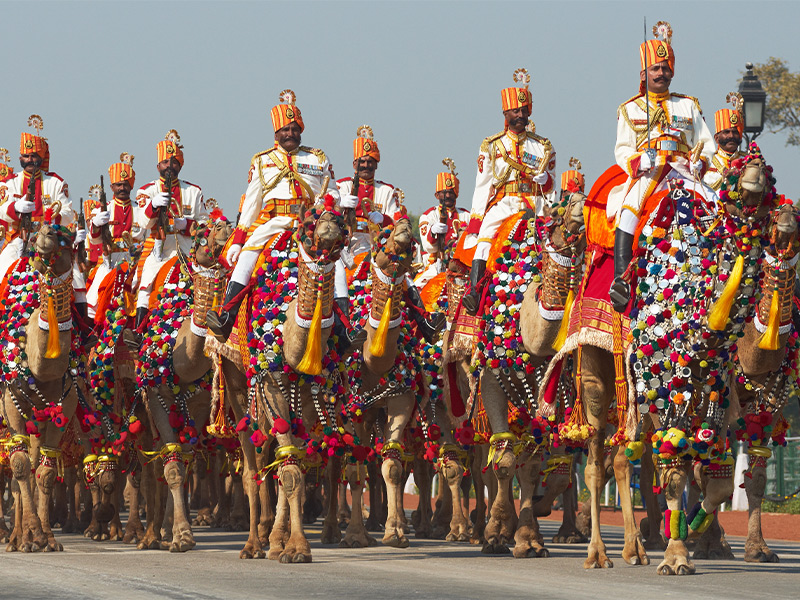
[580,374,608,418]
[10,452,31,480]
[279,466,302,497]
[382,458,402,486]
[37,466,57,494]
[163,462,186,490]
[442,461,465,485]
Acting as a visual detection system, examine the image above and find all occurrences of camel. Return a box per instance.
[207,205,349,562]
[133,214,233,552]
[1,221,79,552]
[732,201,799,563]
[560,146,778,575]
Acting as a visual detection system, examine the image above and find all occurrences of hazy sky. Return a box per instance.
[2,0,799,218]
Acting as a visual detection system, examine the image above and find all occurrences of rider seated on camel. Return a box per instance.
[206,90,367,354]
[608,21,715,313]
[704,94,747,192]
[460,68,557,315]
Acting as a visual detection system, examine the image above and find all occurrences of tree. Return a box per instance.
[751,58,800,146]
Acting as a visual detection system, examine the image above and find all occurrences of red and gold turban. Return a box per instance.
[156,129,184,166]
[108,152,136,188]
[20,132,48,160]
[560,157,585,193]
[435,158,459,197]
[714,109,743,136]
[271,89,305,133]
[501,68,532,111]
[353,125,380,162]
[639,39,675,73]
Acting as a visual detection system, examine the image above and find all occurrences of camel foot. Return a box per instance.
[414,521,432,539]
[657,541,695,575]
[321,520,342,545]
[43,535,64,552]
[340,530,378,548]
[239,541,266,559]
[192,507,215,527]
[382,532,410,548]
[60,517,79,534]
[365,515,383,532]
[279,537,313,563]
[622,534,650,565]
[224,516,249,532]
[552,524,588,544]
[444,521,472,543]
[169,528,196,552]
[744,543,779,563]
[136,532,162,550]
[278,551,312,563]
[482,538,511,555]
[513,542,550,559]
[584,545,613,569]
[123,522,145,544]
[694,532,735,561]
[84,523,100,539]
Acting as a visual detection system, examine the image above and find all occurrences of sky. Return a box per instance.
[1,0,799,219]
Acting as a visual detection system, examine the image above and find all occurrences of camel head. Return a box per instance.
[298,197,346,261]
[548,191,587,255]
[32,222,74,276]
[192,210,233,268]
[375,216,415,274]
[767,202,800,257]
[722,144,777,220]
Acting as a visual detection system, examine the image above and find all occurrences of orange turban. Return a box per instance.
[20,132,48,160]
[353,135,380,162]
[271,89,304,133]
[0,163,12,180]
[714,109,743,136]
[560,169,585,193]
[108,152,136,188]
[501,87,532,112]
[156,129,184,166]
[639,39,675,73]
[436,157,460,197]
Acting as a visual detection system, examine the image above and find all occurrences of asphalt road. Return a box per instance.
[1,519,798,600]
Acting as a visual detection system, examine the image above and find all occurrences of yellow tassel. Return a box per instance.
[758,287,782,351]
[297,290,323,375]
[707,254,744,331]
[45,292,61,359]
[551,289,575,351]
[368,296,392,358]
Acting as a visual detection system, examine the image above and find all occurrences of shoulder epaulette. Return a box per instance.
[45,172,64,182]
[377,180,395,190]
[480,131,506,153]
[671,93,702,113]
[526,131,550,145]
[139,182,155,191]
[617,93,644,118]
[421,206,436,216]
[299,146,327,163]
[182,180,201,189]
[336,177,352,185]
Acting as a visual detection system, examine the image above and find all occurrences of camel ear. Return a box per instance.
[189,221,198,237]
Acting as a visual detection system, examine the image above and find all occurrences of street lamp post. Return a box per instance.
[738,62,767,146]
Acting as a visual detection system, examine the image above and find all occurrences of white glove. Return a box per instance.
[368,211,384,224]
[75,229,87,244]
[340,194,358,209]
[172,217,187,231]
[226,244,242,264]
[91,210,110,227]
[151,191,170,209]
[14,199,35,214]
[691,160,704,176]
[639,151,653,172]
[430,221,448,235]
[532,172,549,185]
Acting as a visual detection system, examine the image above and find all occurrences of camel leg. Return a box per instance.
[413,457,433,538]
[238,435,266,559]
[320,457,342,544]
[470,445,488,544]
[106,471,124,541]
[0,472,10,542]
[743,455,779,562]
[342,461,377,549]
[364,461,384,531]
[267,469,290,560]
[123,469,146,543]
[552,472,588,543]
[84,479,103,540]
[513,451,548,558]
[690,463,734,560]
[614,448,649,565]
[163,457,195,552]
[136,460,163,550]
[276,463,312,563]
[256,450,275,544]
[581,346,614,569]
[657,464,694,575]
[441,454,471,542]
[381,393,415,548]
[33,457,63,551]
[337,481,351,529]
[639,447,666,550]
[7,448,48,552]
[430,466,452,539]
[60,466,80,534]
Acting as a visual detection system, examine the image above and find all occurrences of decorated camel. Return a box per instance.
[207,201,352,562]
[0,218,81,552]
[129,211,233,552]
[542,144,782,575]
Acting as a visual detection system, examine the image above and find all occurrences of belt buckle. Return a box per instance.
[519,182,531,193]
[660,140,678,152]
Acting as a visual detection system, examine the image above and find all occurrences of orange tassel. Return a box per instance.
[552,289,575,351]
[297,290,323,375]
[44,292,60,359]
[758,287,782,351]
[708,254,744,331]
[369,296,392,358]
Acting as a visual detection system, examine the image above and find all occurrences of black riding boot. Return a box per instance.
[406,285,446,343]
[461,258,487,315]
[332,297,367,355]
[609,229,635,313]
[207,281,247,341]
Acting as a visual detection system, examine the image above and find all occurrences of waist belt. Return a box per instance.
[642,138,691,157]
[497,180,535,195]
[266,198,302,218]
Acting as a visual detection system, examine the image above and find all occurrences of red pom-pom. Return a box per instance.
[26,421,39,435]
[428,424,441,441]
[272,417,290,435]
[129,420,143,435]
[236,416,250,432]
[351,445,370,463]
